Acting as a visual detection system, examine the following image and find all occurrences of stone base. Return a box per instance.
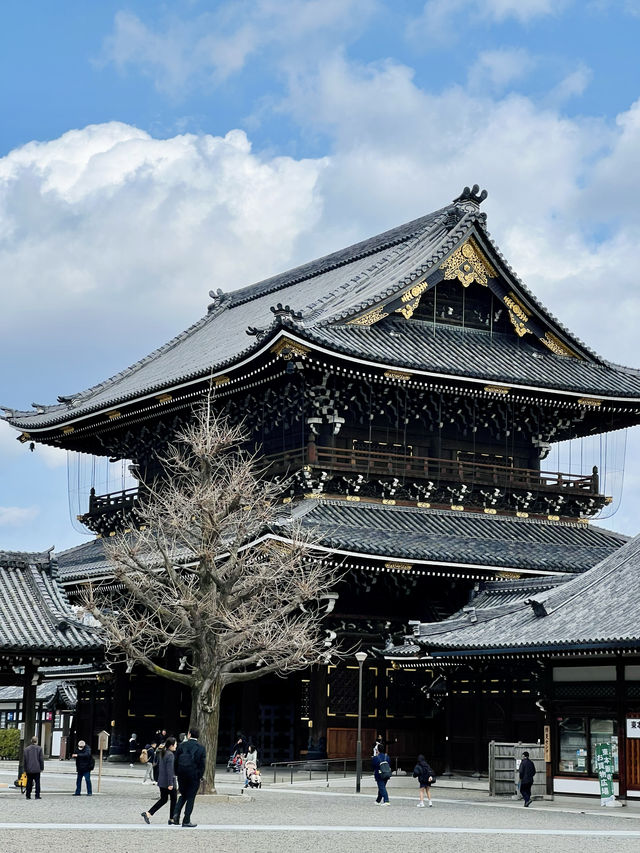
[199,792,253,803]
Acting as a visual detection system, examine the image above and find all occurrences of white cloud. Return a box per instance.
[101,1,374,95]
[468,48,537,92]
[0,122,327,364]
[545,64,592,106]
[0,505,39,527]
[412,0,570,41]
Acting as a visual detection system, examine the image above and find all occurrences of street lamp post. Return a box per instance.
[355,650,368,793]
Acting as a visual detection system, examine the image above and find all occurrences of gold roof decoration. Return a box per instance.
[440,238,497,287]
[503,293,532,338]
[270,337,311,359]
[347,305,390,326]
[541,331,579,359]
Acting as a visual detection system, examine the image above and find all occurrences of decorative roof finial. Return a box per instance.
[270,303,303,324]
[453,185,488,207]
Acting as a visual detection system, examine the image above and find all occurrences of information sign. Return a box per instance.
[626,718,640,739]
[594,742,615,806]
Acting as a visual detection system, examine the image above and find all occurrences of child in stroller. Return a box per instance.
[244,760,261,788]
[227,753,244,773]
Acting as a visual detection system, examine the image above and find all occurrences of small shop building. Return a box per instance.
[387,534,640,799]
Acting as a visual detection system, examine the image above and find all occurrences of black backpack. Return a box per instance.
[378,758,392,781]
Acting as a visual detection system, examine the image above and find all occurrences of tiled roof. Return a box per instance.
[0,550,101,655]
[289,500,625,574]
[57,538,116,583]
[309,320,640,397]
[0,679,77,709]
[57,501,626,586]
[408,532,640,653]
[7,191,640,432]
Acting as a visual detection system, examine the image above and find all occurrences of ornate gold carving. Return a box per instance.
[440,238,496,287]
[483,508,497,515]
[347,306,389,326]
[578,397,602,407]
[516,511,529,518]
[503,293,531,337]
[346,495,360,502]
[495,571,521,580]
[384,370,411,381]
[107,410,121,420]
[541,332,578,358]
[270,338,310,359]
[385,562,413,571]
[18,432,31,443]
[417,501,431,508]
[396,298,420,320]
[484,385,510,395]
[382,499,396,505]
[212,375,230,386]
[62,426,74,434]
[451,504,464,511]
[156,393,172,403]
[401,281,429,303]
[504,293,529,322]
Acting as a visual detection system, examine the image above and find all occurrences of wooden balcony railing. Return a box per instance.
[263,444,601,495]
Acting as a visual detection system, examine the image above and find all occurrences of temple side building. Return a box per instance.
[4,185,640,768]
[387,534,640,798]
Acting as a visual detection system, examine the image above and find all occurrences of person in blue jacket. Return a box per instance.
[372,747,391,805]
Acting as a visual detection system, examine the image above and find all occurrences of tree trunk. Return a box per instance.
[190,676,223,794]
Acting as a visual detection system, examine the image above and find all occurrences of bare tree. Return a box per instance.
[86,403,342,792]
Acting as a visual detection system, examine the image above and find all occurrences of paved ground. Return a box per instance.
[1,762,640,853]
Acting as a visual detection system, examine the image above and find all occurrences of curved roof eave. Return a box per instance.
[7,323,640,435]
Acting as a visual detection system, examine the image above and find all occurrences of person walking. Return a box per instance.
[23,735,44,800]
[141,736,177,824]
[128,733,139,767]
[171,727,206,827]
[142,741,156,784]
[372,745,392,805]
[413,754,435,807]
[71,740,94,796]
[519,751,536,807]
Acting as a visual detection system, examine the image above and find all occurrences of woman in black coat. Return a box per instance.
[141,737,177,824]
[413,754,435,807]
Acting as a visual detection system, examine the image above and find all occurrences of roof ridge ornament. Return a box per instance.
[452,184,488,208]
[270,303,304,324]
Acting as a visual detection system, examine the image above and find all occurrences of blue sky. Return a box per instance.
[2,0,640,552]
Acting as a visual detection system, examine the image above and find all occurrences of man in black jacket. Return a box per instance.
[519,751,536,807]
[71,740,94,796]
[24,735,45,799]
[171,727,206,827]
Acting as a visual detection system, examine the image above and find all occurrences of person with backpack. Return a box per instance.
[413,754,435,807]
[372,746,392,805]
[71,739,94,796]
[141,741,156,784]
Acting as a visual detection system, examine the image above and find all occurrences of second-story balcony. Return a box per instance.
[263,443,607,517]
[78,443,609,536]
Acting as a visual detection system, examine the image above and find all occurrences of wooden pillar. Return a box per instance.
[616,656,627,802]
[441,688,453,776]
[472,678,483,777]
[311,664,328,757]
[108,666,129,761]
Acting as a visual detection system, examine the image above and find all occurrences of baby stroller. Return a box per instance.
[227,753,244,773]
[244,760,262,789]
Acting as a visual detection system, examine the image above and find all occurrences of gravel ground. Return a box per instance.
[1,765,639,853]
